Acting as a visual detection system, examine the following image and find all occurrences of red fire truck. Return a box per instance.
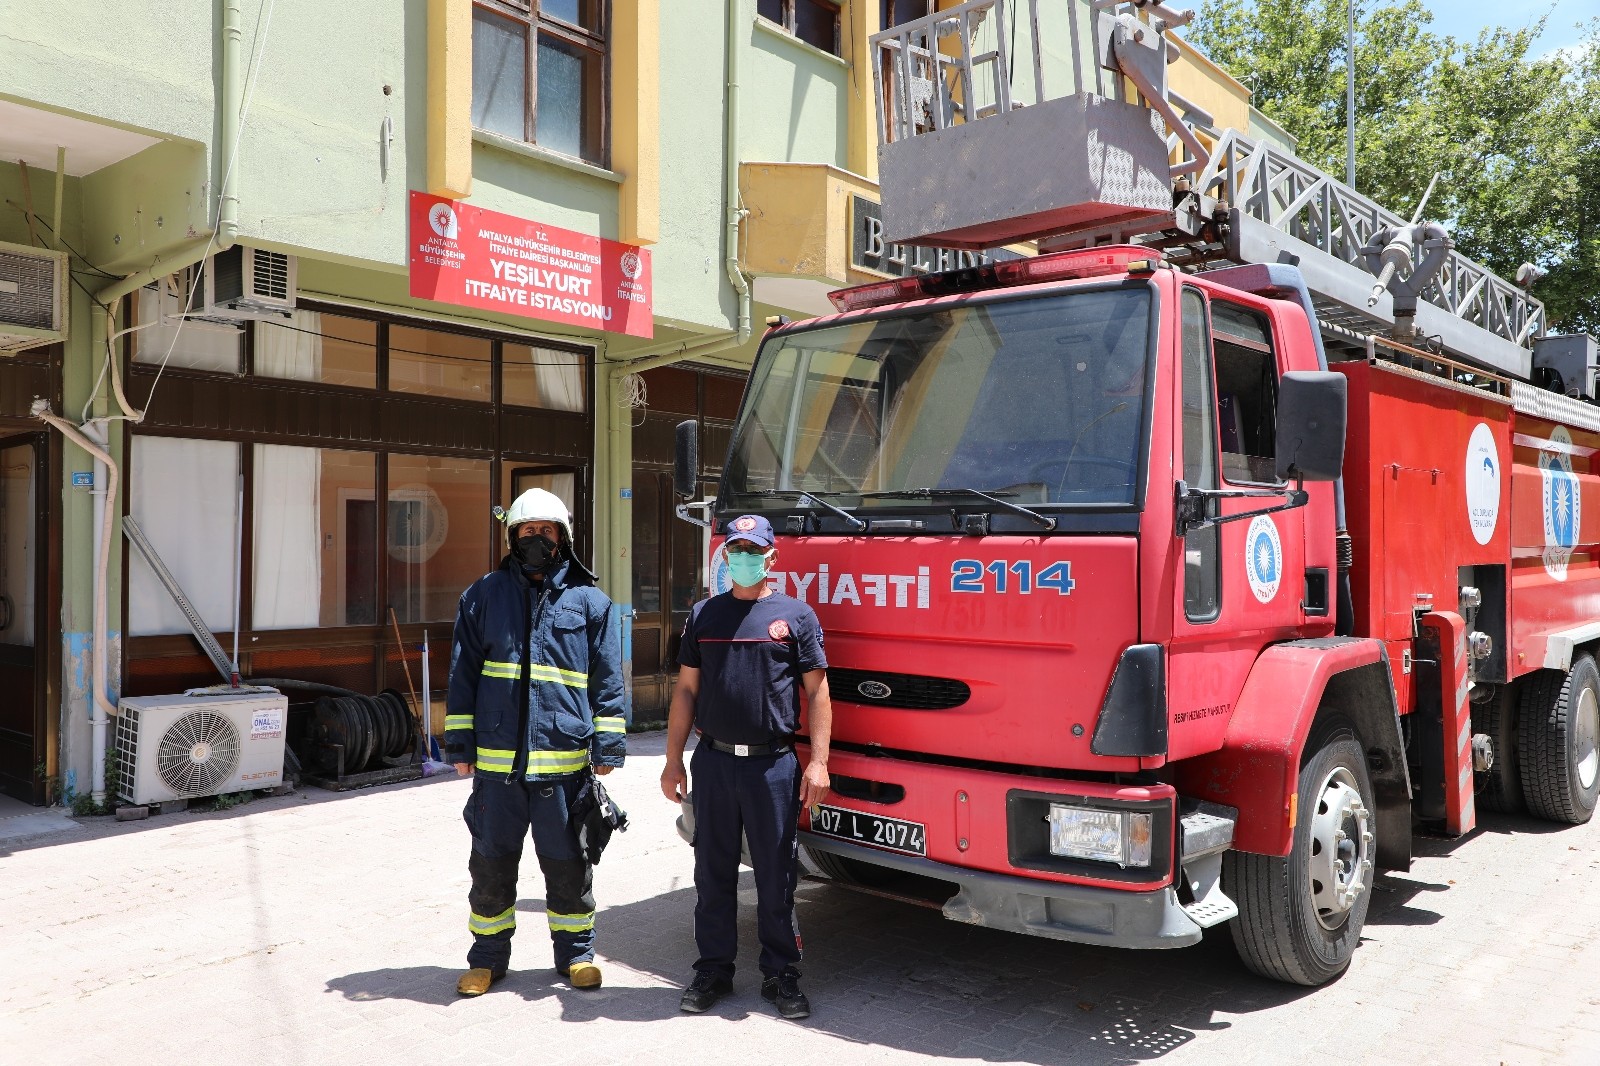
[672,0,1597,985]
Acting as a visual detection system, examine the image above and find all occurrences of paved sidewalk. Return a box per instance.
[3,731,1599,1066]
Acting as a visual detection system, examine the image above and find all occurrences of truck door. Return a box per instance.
[1165,287,1309,762]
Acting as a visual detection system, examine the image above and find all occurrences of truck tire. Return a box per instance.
[803,844,899,886]
[1517,655,1600,824]
[1476,687,1522,814]
[1225,723,1376,986]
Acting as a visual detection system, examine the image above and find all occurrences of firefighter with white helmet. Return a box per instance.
[446,487,626,995]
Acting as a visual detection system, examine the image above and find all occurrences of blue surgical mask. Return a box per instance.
[726,549,773,588]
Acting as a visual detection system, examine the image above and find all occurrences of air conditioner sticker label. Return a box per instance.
[251,709,284,739]
[1245,514,1283,603]
[1541,425,1581,581]
[1465,422,1501,545]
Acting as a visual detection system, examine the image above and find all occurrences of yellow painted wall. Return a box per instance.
[843,0,880,180]
[427,0,473,198]
[613,0,660,245]
[1167,34,1252,138]
[740,163,880,284]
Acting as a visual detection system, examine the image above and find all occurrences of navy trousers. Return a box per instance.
[463,775,595,973]
[690,743,803,979]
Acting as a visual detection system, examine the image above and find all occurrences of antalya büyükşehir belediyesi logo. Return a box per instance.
[429,202,459,239]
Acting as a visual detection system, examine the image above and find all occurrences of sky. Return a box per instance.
[1418,0,1598,58]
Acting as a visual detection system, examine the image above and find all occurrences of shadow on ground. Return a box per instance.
[329,871,1318,1066]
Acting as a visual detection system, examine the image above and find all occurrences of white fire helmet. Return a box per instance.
[503,487,573,548]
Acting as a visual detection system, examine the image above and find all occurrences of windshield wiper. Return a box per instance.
[746,489,868,531]
[859,488,1057,531]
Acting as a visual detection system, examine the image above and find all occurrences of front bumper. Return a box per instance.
[800,830,1203,949]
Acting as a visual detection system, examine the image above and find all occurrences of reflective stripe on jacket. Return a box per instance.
[444,556,626,779]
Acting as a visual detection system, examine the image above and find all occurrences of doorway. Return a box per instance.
[629,469,705,717]
[0,436,50,803]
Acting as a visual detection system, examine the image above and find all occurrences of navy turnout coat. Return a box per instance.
[445,555,626,779]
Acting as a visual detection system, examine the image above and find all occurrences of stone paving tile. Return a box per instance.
[4,731,1600,1065]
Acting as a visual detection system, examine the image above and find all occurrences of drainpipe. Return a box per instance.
[38,0,245,806]
[218,0,244,248]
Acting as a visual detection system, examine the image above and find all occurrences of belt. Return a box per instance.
[701,734,792,758]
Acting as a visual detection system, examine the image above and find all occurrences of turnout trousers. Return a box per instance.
[690,743,803,979]
[463,775,596,973]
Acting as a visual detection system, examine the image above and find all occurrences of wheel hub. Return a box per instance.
[1575,685,1599,792]
[1308,767,1374,930]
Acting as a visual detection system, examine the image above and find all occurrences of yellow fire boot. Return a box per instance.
[566,961,602,989]
[456,967,504,996]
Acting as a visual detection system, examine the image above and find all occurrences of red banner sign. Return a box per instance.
[408,191,653,338]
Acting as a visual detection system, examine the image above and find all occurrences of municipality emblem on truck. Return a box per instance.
[1541,425,1581,581]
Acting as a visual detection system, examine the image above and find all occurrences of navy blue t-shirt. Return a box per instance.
[676,591,828,745]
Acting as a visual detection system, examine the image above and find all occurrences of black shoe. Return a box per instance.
[760,969,811,1019]
[679,970,733,1013]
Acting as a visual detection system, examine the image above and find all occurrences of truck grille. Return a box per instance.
[828,668,970,710]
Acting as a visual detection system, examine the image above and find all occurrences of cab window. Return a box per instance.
[1181,288,1220,622]
[1210,301,1279,485]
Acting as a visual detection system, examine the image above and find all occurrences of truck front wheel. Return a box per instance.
[1225,723,1376,986]
[1517,655,1600,824]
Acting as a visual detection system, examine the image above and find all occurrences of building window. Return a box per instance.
[882,0,934,27]
[759,0,842,56]
[253,446,379,629]
[472,0,607,165]
[128,436,241,637]
[387,453,493,624]
[388,324,493,402]
[256,311,378,389]
[502,342,588,411]
[131,284,241,374]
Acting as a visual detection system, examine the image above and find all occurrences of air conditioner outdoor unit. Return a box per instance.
[0,240,69,354]
[187,245,296,322]
[116,691,287,805]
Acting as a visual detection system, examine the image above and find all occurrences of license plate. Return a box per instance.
[809,804,926,857]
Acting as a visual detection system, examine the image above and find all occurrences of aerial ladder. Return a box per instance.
[869,0,1590,392]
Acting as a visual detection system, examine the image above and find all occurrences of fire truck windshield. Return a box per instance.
[723,285,1153,513]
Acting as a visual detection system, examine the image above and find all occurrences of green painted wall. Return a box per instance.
[0,3,213,146]
[742,16,848,171]
[652,0,740,334]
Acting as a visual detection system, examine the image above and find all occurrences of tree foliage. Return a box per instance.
[1188,2,1600,333]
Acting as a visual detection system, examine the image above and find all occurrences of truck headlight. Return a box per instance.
[1047,804,1153,867]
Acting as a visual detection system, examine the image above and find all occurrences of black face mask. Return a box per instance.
[513,533,560,571]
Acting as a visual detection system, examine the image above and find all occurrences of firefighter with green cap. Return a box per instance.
[446,487,626,995]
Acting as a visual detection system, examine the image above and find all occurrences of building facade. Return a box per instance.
[0,0,1284,805]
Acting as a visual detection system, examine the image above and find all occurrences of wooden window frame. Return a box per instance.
[760,0,843,57]
[474,0,611,166]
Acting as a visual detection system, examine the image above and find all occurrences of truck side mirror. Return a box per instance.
[1275,371,1346,482]
[674,419,700,500]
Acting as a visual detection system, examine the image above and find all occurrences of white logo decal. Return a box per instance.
[619,250,643,279]
[1465,422,1501,546]
[428,202,459,238]
[1541,425,1581,581]
[1245,514,1283,604]
[710,544,731,595]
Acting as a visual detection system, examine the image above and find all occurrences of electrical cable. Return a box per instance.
[1,201,120,279]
